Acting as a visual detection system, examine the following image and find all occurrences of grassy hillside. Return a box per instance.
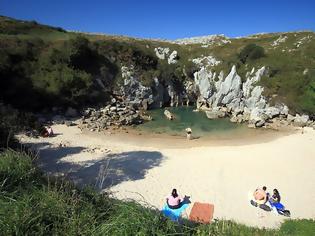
[0,15,314,115]
[1,149,314,235]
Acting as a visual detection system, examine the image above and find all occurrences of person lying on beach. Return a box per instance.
[166,189,184,209]
[253,186,268,205]
[270,189,281,203]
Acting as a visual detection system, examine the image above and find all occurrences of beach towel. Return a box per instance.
[269,200,291,217]
[189,202,214,224]
[162,203,189,221]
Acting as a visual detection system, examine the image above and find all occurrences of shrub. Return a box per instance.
[239,44,265,64]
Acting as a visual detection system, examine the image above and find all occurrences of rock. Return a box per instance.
[65,107,78,117]
[164,109,174,120]
[294,114,309,127]
[287,114,295,122]
[110,106,117,112]
[192,55,221,68]
[205,109,226,119]
[194,67,213,100]
[245,86,266,110]
[280,105,289,116]
[214,65,242,107]
[265,107,280,119]
[248,123,256,128]
[122,66,154,108]
[141,99,149,111]
[255,120,265,127]
[243,67,266,99]
[230,116,238,123]
[249,108,268,125]
[154,47,170,60]
[168,50,178,64]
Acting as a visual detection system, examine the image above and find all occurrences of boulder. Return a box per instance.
[206,109,226,119]
[294,114,309,127]
[249,108,268,125]
[255,120,265,127]
[168,50,178,64]
[164,109,174,120]
[287,114,295,122]
[154,47,170,60]
[265,107,280,119]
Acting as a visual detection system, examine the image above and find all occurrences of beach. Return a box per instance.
[18,124,315,228]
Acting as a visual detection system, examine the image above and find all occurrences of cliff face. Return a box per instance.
[120,62,298,128]
[1,16,315,128]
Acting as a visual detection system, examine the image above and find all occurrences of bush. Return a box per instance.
[239,44,265,64]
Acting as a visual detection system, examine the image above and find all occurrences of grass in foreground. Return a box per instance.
[0,149,314,235]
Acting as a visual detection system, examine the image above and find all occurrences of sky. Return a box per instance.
[1,0,315,39]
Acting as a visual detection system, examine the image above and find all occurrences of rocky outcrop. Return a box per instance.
[293,114,309,127]
[154,47,170,60]
[192,55,221,68]
[174,34,231,46]
[154,47,178,64]
[79,100,144,132]
[117,62,313,129]
[192,64,304,128]
[121,66,154,109]
[168,51,178,64]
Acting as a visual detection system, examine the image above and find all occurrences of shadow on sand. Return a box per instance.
[69,151,164,190]
[24,142,164,190]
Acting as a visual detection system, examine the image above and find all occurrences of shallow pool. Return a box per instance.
[135,107,248,137]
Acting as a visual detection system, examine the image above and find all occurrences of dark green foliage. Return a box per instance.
[0,104,39,148]
[0,35,119,109]
[239,43,265,64]
[0,15,66,35]
[279,219,315,236]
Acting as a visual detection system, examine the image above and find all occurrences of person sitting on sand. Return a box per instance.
[42,126,54,137]
[270,189,281,203]
[167,189,183,209]
[253,186,268,205]
[47,126,54,136]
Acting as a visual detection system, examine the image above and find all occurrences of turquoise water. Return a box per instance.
[136,107,247,137]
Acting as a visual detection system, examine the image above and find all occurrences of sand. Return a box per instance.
[17,124,315,228]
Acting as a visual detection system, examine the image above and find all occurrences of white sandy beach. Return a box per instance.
[18,124,315,228]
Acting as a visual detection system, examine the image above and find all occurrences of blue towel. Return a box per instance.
[270,201,285,210]
[161,204,189,221]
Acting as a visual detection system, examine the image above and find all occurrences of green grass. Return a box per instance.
[0,149,314,235]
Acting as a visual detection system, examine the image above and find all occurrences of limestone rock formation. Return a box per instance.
[121,66,154,109]
[168,50,178,64]
[164,109,174,120]
[154,47,170,60]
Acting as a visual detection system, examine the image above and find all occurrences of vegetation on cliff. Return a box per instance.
[0,15,315,115]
